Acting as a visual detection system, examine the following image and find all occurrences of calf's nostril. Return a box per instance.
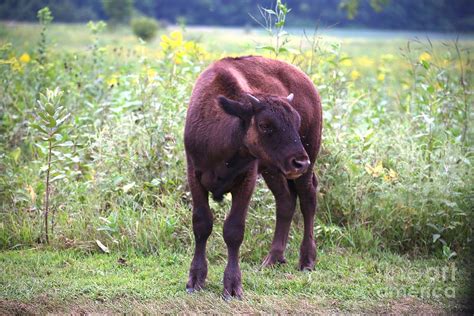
[292,159,303,169]
[291,158,309,171]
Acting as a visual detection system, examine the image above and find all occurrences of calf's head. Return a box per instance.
[217,93,310,179]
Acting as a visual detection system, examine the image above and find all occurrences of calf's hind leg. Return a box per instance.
[186,165,213,292]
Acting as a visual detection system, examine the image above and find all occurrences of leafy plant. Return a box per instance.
[251,0,291,57]
[87,20,107,65]
[36,7,53,65]
[30,88,72,243]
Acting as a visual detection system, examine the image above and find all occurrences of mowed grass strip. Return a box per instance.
[0,248,468,313]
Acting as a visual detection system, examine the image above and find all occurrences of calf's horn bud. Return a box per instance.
[287,93,294,102]
[247,93,260,103]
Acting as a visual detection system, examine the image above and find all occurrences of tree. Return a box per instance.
[101,0,133,25]
[339,0,390,19]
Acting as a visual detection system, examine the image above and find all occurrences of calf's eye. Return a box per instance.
[258,123,273,133]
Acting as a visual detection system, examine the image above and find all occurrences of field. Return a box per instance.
[0,19,473,313]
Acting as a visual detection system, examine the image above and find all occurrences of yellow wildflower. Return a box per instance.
[19,53,31,63]
[160,35,170,50]
[383,168,398,182]
[311,73,321,83]
[160,30,184,51]
[160,37,170,50]
[351,70,361,81]
[10,58,22,72]
[170,31,183,43]
[365,160,384,177]
[160,30,210,64]
[146,68,157,81]
[377,73,385,81]
[356,56,374,68]
[341,59,352,67]
[173,50,185,64]
[184,41,195,52]
[381,54,395,61]
[106,73,119,87]
[26,184,36,203]
[196,44,210,59]
[419,52,431,63]
[0,57,22,71]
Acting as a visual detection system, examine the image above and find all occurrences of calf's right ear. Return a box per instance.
[217,96,253,121]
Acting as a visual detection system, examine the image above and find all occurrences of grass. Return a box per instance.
[0,248,469,313]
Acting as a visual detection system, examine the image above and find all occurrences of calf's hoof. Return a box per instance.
[222,267,243,299]
[261,251,287,268]
[299,242,316,271]
[299,257,316,271]
[186,267,207,293]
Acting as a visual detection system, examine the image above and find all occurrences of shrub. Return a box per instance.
[102,0,133,25]
[131,17,159,41]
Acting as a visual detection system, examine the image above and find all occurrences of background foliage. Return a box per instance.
[0,3,472,261]
[131,16,160,41]
[101,0,133,25]
[0,0,473,32]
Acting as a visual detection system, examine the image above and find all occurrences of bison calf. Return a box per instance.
[184,56,322,298]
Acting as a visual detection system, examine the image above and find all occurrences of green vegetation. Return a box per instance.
[101,0,133,25]
[339,0,389,19]
[0,5,473,312]
[0,0,473,32]
[1,20,471,255]
[131,16,160,41]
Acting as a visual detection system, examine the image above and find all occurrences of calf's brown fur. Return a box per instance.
[184,56,322,298]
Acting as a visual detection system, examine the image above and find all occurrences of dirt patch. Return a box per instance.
[0,300,37,316]
[0,297,329,314]
[374,297,445,315]
[0,296,449,314]
[0,297,102,315]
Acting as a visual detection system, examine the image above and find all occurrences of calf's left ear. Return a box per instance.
[217,96,254,121]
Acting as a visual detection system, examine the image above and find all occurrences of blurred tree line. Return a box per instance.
[0,0,473,32]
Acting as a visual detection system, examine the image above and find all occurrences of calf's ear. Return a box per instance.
[217,96,253,120]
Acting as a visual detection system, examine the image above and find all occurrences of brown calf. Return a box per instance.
[184,56,322,298]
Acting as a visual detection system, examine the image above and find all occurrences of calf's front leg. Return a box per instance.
[223,166,257,299]
[295,171,318,271]
[261,171,297,267]
[186,165,213,292]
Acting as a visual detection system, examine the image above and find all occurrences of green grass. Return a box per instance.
[0,248,469,313]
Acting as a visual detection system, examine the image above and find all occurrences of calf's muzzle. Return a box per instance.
[283,153,310,179]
